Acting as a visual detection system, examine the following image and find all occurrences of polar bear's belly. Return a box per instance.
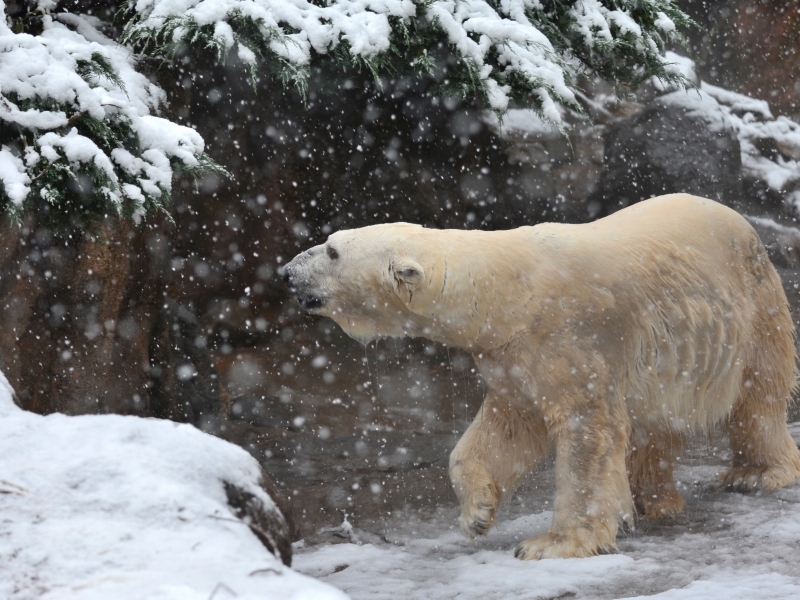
[621,294,751,431]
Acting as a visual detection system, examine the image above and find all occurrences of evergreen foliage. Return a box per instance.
[121,0,696,122]
[0,0,695,228]
[0,2,227,231]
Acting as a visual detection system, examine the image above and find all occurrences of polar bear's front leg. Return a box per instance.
[450,393,548,538]
[516,399,633,560]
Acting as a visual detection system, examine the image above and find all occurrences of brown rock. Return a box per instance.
[693,0,800,118]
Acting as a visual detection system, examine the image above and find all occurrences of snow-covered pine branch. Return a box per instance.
[121,0,694,123]
[0,4,226,229]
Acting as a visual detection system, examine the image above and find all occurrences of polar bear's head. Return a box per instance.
[283,223,431,344]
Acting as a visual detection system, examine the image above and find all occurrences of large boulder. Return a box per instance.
[0,371,338,599]
[592,90,742,215]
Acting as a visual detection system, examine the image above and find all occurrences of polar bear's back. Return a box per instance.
[556,194,759,272]
[541,193,772,303]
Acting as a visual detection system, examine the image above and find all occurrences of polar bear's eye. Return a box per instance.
[327,246,339,260]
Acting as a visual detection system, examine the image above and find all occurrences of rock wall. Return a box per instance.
[682,0,800,119]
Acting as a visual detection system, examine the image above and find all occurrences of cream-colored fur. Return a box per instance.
[284,193,800,560]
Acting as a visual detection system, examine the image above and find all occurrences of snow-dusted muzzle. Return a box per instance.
[283,249,326,311]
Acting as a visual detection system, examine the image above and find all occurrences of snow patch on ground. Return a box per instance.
[0,371,345,600]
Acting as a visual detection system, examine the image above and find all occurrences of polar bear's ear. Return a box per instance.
[391,259,425,287]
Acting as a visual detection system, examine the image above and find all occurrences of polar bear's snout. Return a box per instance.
[283,250,326,311]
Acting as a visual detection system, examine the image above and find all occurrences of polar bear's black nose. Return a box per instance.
[280,258,300,286]
[281,254,325,311]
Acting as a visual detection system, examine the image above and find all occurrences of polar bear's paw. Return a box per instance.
[514,531,615,560]
[459,500,497,538]
[633,488,686,520]
[716,462,800,492]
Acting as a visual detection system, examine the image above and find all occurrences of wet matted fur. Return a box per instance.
[284,193,800,560]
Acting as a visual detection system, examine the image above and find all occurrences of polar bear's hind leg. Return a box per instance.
[717,300,800,492]
[717,365,800,492]
[628,429,686,519]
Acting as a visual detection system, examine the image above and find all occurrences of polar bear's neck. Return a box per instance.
[403,227,555,351]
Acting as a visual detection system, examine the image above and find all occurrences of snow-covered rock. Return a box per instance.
[0,370,347,600]
[579,76,800,218]
[702,82,800,214]
[591,88,742,213]
[652,50,698,92]
[481,52,800,221]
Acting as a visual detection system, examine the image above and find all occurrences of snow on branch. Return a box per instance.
[0,5,226,229]
[121,0,694,122]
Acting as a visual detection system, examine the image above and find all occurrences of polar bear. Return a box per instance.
[283,193,800,559]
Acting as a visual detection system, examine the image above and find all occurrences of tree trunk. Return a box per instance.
[0,214,224,423]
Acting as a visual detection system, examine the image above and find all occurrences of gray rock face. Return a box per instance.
[745,216,800,269]
[593,91,742,215]
[225,473,294,566]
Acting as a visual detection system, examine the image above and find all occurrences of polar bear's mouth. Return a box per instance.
[296,292,325,311]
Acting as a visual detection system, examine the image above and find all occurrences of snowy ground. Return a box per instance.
[4,345,800,600]
[294,425,800,600]
[0,372,345,600]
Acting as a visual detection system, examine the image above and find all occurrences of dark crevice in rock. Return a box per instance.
[224,479,293,567]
